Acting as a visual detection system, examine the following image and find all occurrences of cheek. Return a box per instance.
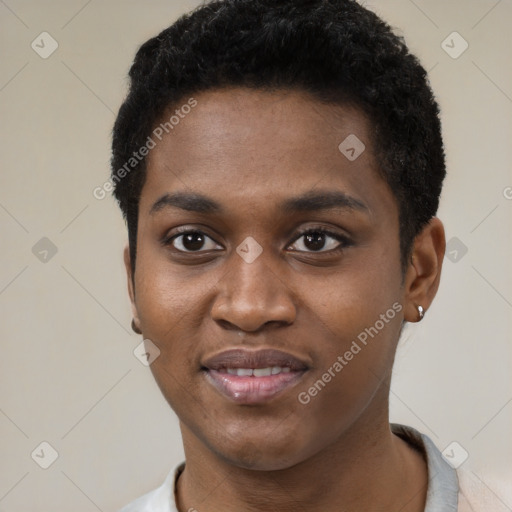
[133,261,202,375]
[135,266,204,415]
[309,254,402,343]
[294,309,403,447]
[298,254,404,407]
[134,246,207,332]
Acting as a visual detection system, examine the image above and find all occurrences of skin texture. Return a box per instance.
[124,88,446,512]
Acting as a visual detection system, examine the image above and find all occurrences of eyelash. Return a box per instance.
[287,228,351,255]
[162,227,352,255]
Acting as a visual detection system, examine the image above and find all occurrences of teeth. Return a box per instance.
[223,367,291,377]
[253,367,272,377]
[236,368,253,377]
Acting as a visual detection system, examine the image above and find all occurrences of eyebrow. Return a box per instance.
[281,190,368,214]
[150,192,221,215]
[149,190,369,216]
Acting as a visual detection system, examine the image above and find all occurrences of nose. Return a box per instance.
[211,253,297,333]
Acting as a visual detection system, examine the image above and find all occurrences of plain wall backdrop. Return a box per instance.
[1,1,511,510]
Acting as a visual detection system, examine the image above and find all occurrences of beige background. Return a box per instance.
[1,1,511,510]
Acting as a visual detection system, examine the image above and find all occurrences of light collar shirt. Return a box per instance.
[118,423,502,511]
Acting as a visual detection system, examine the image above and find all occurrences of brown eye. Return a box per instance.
[289,229,348,253]
[304,232,327,251]
[169,231,221,252]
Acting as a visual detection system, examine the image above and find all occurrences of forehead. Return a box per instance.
[139,87,395,220]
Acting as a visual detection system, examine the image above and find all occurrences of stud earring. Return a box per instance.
[417,305,425,321]
[131,319,142,334]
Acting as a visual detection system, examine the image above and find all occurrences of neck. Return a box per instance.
[176,389,427,512]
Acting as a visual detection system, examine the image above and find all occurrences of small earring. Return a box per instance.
[417,305,425,321]
[131,319,142,334]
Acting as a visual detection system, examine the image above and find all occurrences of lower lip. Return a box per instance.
[205,369,305,404]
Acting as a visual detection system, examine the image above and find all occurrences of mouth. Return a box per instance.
[202,348,309,405]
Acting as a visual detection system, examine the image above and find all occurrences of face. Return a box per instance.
[127,88,408,470]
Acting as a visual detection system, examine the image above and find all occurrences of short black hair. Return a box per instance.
[111,0,446,273]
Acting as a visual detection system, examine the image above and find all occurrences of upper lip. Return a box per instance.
[202,348,309,371]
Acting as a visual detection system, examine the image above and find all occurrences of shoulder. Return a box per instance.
[391,424,512,512]
[456,467,512,512]
[118,464,184,512]
[118,489,159,512]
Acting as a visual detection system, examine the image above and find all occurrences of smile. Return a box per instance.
[221,366,291,376]
[205,369,305,404]
[202,348,309,404]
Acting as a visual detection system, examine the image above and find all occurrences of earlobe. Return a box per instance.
[123,244,141,333]
[403,217,446,323]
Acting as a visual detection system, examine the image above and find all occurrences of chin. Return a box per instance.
[209,428,313,471]
[220,449,303,472]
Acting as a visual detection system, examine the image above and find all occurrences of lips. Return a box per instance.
[202,348,309,404]
[203,348,309,372]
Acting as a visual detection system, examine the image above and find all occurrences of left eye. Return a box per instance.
[288,230,347,253]
[170,231,222,252]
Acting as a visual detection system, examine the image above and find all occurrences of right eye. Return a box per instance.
[164,230,223,253]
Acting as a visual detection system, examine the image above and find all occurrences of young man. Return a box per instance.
[111,1,498,510]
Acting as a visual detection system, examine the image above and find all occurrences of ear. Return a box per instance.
[124,243,141,333]
[403,217,446,322]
